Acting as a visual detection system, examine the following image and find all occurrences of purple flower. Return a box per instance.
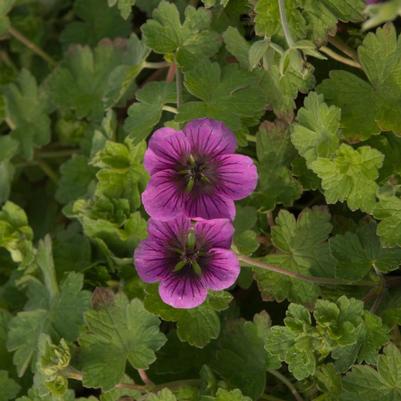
[134,216,240,308]
[142,118,258,221]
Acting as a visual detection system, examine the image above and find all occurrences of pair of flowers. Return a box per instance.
[134,119,258,308]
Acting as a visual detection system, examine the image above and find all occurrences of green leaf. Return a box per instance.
[147,389,177,401]
[91,139,148,210]
[265,296,388,380]
[108,0,136,19]
[178,59,267,133]
[212,320,266,400]
[255,121,302,211]
[233,206,259,255]
[3,69,50,159]
[222,27,250,70]
[141,1,220,57]
[0,370,20,401]
[145,285,232,348]
[72,196,147,260]
[373,193,401,248]
[53,224,92,276]
[56,156,96,205]
[341,344,401,401]
[311,144,384,213]
[124,82,176,143]
[48,36,149,121]
[254,0,364,45]
[215,389,252,401]
[80,293,166,390]
[255,208,336,303]
[0,201,34,267]
[0,0,15,35]
[0,136,18,204]
[291,92,341,166]
[319,24,401,140]
[61,0,131,46]
[7,239,91,377]
[330,223,401,280]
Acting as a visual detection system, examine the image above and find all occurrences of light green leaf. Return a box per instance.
[108,0,136,19]
[254,0,364,45]
[0,136,18,204]
[291,92,341,166]
[311,144,384,213]
[141,1,220,57]
[374,194,401,247]
[80,293,166,390]
[0,201,34,267]
[255,208,335,303]
[215,389,252,401]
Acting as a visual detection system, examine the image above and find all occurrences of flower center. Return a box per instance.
[179,154,214,193]
[172,228,204,276]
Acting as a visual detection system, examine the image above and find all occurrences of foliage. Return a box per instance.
[1,1,401,401]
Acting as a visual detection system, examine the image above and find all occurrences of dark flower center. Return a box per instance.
[178,154,216,193]
[169,229,206,277]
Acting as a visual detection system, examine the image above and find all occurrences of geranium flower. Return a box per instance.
[142,118,258,220]
[134,216,240,308]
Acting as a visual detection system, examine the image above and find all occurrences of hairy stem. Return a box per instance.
[175,68,183,108]
[320,46,362,69]
[278,0,295,48]
[237,254,377,287]
[162,105,178,114]
[328,36,359,61]
[138,369,154,386]
[267,370,304,401]
[36,159,59,183]
[143,61,170,69]
[8,26,56,67]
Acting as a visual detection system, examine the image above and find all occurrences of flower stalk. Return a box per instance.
[8,26,56,67]
[237,254,378,287]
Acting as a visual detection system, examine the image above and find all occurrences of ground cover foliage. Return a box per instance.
[1,0,401,400]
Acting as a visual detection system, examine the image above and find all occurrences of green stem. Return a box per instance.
[8,26,56,67]
[36,159,59,183]
[320,46,362,69]
[162,105,178,114]
[65,367,199,393]
[237,254,377,287]
[246,134,257,143]
[267,370,304,401]
[278,0,295,48]
[5,117,16,130]
[175,67,183,108]
[327,36,359,61]
[143,61,170,69]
